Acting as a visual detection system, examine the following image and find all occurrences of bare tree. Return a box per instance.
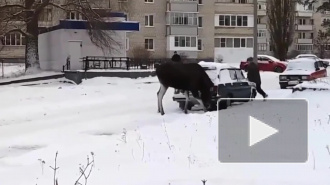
[267,0,295,60]
[0,0,120,74]
[314,30,330,58]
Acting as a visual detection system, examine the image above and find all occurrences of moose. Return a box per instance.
[156,62,214,115]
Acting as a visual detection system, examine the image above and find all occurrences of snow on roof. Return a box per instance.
[296,54,317,57]
[258,55,280,61]
[198,61,236,70]
[287,58,317,63]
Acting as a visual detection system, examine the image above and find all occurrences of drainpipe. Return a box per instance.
[253,0,258,64]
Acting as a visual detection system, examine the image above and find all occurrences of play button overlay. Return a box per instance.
[249,116,278,147]
[218,98,308,163]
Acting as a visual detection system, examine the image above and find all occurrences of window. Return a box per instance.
[198,0,203,4]
[218,15,249,27]
[145,0,153,2]
[296,44,313,51]
[298,32,313,39]
[258,29,266,37]
[198,39,203,50]
[145,38,154,50]
[228,69,245,80]
[145,15,154,27]
[258,43,267,51]
[174,36,197,47]
[215,37,253,48]
[299,19,306,25]
[39,8,52,22]
[198,16,203,27]
[257,18,261,24]
[67,11,81,20]
[171,12,198,26]
[1,32,26,46]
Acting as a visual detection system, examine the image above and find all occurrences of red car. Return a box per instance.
[240,55,287,73]
[279,58,327,89]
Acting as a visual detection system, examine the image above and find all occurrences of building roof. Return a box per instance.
[39,12,139,34]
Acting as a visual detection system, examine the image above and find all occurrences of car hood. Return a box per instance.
[282,69,314,75]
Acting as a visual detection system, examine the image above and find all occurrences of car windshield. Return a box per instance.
[228,69,245,80]
[286,61,315,71]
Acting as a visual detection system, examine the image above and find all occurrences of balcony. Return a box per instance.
[297,38,313,44]
[258,37,267,43]
[215,0,253,3]
[167,1,198,12]
[258,24,266,29]
[296,25,314,31]
[168,0,198,3]
[258,9,266,16]
[296,11,313,17]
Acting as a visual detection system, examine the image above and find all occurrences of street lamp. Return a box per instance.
[253,0,258,64]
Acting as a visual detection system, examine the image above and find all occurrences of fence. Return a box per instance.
[62,56,214,72]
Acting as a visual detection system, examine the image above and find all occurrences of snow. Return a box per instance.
[283,59,317,75]
[0,63,63,83]
[76,69,155,72]
[0,71,330,185]
[0,63,25,78]
[0,71,63,83]
[294,77,330,90]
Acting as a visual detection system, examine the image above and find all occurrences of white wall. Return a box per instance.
[167,35,198,51]
[39,29,126,71]
[214,48,253,63]
[39,29,64,71]
[214,14,253,27]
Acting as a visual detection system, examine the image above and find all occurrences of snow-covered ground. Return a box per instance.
[0,63,63,83]
[0,71,330,185]
[0,63,25,78]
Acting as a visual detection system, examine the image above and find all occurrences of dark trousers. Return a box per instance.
[256,83,267,98]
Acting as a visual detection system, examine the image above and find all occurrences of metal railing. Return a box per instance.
[62,56,214,72]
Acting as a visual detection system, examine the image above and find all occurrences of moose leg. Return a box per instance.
[157,84,168,115]
[184,91,189,114]
[191,90,207,112]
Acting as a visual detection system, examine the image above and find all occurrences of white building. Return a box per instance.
[38,13,139,71]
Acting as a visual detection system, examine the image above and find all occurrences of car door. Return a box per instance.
[258,57,270,71]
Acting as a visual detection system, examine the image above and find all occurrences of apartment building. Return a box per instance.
[1,0,329,63]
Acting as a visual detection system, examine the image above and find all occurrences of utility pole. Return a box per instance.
[253,0,258,64]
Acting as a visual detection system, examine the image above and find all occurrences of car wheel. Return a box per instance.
[274,67,283,73]
[218,100,227,110]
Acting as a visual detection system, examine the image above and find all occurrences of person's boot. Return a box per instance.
[263,94,268,101]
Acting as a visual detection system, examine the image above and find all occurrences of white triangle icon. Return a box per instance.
[249,116,278,147]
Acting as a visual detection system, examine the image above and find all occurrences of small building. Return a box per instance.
[38,12,139,72]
